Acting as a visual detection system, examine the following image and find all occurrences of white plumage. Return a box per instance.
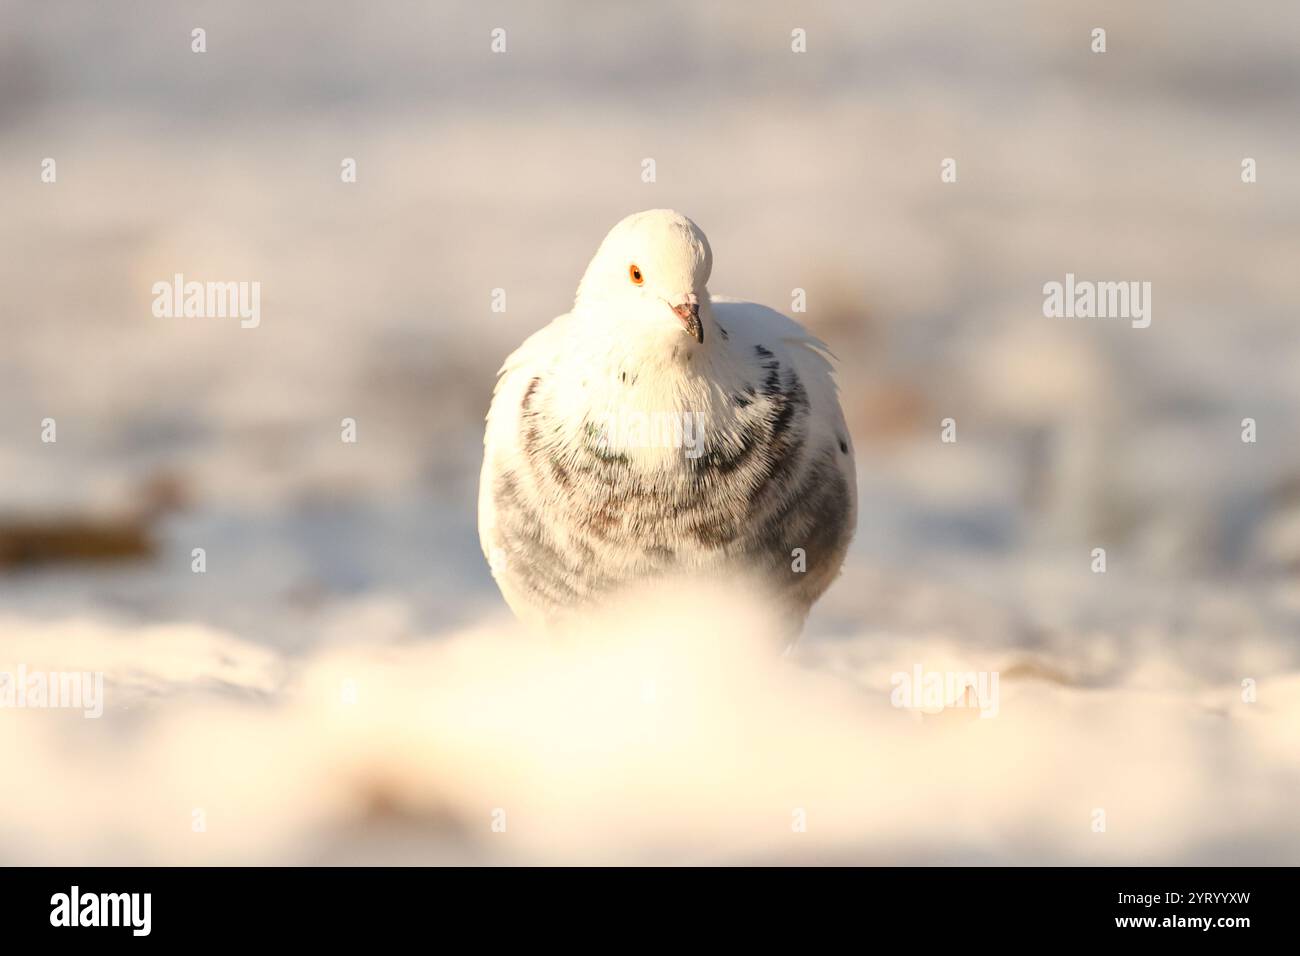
[479,210,856,638]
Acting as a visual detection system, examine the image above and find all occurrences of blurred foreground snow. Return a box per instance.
[3,576,1297,865]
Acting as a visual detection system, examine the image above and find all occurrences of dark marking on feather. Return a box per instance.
[690,513,738,548]
[643,543,675,563]
[495,338,848,616]
[762,365,781,396]
[690,421,762,477]
[493,474,573,592]
[549,453,571,488]
[742,365,810,520]
[747,447,851,586]
[521,376,541,411]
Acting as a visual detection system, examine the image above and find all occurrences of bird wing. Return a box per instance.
[710,295,855,458]
[477,313,585,630]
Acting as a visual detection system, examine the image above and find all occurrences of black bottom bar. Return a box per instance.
[0,866,1288,943]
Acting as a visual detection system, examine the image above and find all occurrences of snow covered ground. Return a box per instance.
[3,572,1299,865]
[2,0,1298,863]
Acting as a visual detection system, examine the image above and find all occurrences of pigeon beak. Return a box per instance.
[671,295,703,344]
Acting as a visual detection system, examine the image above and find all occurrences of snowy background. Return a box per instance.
[1,0,1298,863]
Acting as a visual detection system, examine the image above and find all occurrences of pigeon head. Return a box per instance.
[575,210,713,345]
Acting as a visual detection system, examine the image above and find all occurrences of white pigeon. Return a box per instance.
[479,209,857,639]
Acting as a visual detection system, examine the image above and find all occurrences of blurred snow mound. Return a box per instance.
[2,580,1298,865]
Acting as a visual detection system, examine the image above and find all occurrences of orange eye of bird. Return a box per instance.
[629,264,644,285]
